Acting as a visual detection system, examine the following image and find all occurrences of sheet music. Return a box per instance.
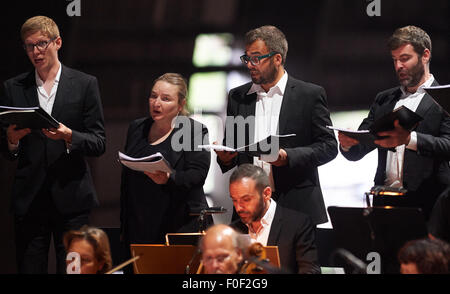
[198,134,296,155]
[118,151,174,174]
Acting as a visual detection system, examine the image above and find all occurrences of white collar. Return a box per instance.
[35,62,62,86]
[247,199,277,232]
[400,73,434,96]
[247,71,288,96]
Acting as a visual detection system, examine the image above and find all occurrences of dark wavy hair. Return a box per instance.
[398,238,450,274]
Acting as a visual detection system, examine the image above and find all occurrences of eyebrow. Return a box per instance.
[392,53,412,58]
[246,51,262,56]
[231,194,252,201]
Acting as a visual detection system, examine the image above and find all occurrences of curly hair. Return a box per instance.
[398,238,450,274]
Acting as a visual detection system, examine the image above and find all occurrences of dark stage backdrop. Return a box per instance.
[0,0,449,273]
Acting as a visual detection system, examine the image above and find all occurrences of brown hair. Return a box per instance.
[229,164,271,195]
[21,15,60,41]
[398,238,450,274]
[245,25,288,65]
[63,226,113,274]
[153,73,189,116]
[388,25,432,62]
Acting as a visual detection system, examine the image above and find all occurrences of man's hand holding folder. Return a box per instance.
[338,119,413,151]
[41,122,72,144]
[6,124,31,145]
[373,119,413,148]
[213,141,238,166]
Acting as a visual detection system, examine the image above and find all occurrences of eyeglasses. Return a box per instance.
[240,51,277,66]
[23,37,57,52]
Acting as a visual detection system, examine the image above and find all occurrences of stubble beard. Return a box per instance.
[397,59,425,89]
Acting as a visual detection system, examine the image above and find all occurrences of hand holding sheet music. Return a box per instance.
[329,105,423,149]
[424,84,450,115]
[118,151,174,174]
[198,134,296,157]
[0,106,59,129]
[327,126,376,147]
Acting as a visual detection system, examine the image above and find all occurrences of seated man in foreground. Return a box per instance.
[228,164,321,274]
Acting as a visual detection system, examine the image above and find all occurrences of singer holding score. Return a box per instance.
[338,26,450,220]
[119,73,212,270]
[0,16,106,274]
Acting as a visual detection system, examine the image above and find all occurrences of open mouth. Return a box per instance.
[34,58,44,64]
[152,110,163,116]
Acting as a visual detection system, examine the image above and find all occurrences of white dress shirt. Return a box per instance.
[36,62,62,115]
[385,74,435,188]
[246,199,277,246]
[248,71,288,190]
[8,63,62,152]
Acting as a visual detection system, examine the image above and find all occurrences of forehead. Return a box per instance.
[245,39,269,55]
[152,80,178,94]
[391,43,417,57]
[400,262,419,274]
[68,238,95,255]
[229,177,258,198]
[203,236,234,255]
[23,31,49,43]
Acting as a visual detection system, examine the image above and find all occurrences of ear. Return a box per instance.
[179,98,186,112]
[55,37,62,51]
[263,186,272,201]
[97,260,105,273]
[274,53,283,66]
[421,48,430,64]
[236,249,244,264]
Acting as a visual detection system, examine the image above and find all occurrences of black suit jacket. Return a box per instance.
[231,204,321,274]
[342,83,450,218]
[219,76,338,224]
[428,187,450,243]
[0,65,106,216]
[120,116,211,243]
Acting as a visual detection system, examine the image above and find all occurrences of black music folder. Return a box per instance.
[0,106,59,129]
[327,206,427,274]
[424,84,450,115]
[328,105,423,147]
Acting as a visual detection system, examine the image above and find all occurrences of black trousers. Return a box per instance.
[14,187,90,274]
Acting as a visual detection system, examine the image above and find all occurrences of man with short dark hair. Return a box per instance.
[216,25,337,225]
[0,16,105,274]
[229,164,321,274]
[338,25,450,220]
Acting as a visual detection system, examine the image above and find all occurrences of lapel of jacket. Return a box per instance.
[403,80,439,188]
[376,88,402,176]
[378,87,403,118]
[415,79,439,120]
[244,88,257,145]
[51,64,72,120]
[267,204,282,246]
[277,77,294,135]
[170,116,188,168]
[22,70,39,107]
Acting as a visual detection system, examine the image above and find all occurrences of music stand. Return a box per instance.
[249,246,281,268]
[165,232,204,246]
[130,244,201,274]
[327,206,428,274]
[190,207,227,232]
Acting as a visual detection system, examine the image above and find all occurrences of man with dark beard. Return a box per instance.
[215,25,337,226]
[228,164,320,274]
[338,26,450,220]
